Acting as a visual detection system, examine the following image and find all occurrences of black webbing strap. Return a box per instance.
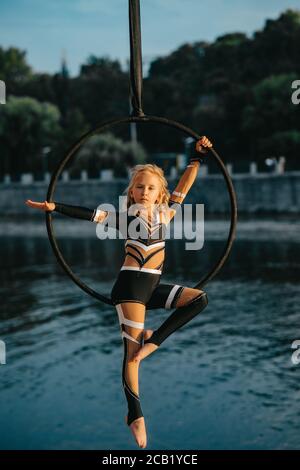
[129,0,145,117]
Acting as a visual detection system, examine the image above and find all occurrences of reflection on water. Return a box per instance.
[0,218,299,450]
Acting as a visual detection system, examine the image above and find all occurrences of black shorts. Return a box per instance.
[110,269,185,310]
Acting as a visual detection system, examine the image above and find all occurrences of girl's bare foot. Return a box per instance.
[124,415,147,448]
[132,329,158,363]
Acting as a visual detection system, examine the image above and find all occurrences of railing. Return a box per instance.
[0,159,292,185]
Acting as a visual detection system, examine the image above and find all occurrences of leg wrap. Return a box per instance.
[144,292,208,347]
[116,304,144,426]
[122,345,144,426]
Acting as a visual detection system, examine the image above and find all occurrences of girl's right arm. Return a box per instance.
[25,199,108,223]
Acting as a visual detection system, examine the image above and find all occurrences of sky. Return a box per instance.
[0,0,299,76]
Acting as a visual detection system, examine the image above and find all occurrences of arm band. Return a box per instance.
[189,156,204,164]
[167,198,182,211]
[53,201,96,221]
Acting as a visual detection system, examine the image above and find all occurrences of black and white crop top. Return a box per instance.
[54,160,200,275]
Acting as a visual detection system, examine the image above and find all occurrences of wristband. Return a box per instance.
[189,157,204,164]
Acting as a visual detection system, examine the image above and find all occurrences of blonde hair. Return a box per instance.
[123,163,170,212]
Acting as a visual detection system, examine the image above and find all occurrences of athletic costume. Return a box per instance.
[53,158,208,426]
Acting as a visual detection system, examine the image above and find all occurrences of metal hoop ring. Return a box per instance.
[46,115,238,305]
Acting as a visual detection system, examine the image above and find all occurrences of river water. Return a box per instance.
[0,216,299,450]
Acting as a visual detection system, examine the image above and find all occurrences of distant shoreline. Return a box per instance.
[1,216,299,243]
[1,171,300,216]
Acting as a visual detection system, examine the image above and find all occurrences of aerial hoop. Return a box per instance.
[46,0,237,304]
[45,114,238,305]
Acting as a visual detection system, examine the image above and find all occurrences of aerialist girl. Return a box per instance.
[25,135,212,449]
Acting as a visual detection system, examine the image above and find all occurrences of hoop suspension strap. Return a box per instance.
[129,0,144,117]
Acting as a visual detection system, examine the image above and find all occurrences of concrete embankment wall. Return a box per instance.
[2,172,300,215]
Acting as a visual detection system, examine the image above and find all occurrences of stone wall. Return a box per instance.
[2,172,300,215]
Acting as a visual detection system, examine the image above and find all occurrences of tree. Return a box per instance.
[71,132,147,178]
[0,47,32,93]
[72,56,129,126]
[260,130,300,170]
[242,73,300,165]
[0,96,61,178]
[251,10,300,80]
[1,8,300,169]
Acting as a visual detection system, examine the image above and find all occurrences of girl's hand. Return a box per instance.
[25,199,55,211]
[195,136,212,153]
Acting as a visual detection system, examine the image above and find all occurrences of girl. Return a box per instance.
[25,135,212,449]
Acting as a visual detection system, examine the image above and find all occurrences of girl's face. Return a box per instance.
[130,172,161,210]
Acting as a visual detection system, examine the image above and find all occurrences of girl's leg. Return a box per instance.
[143,285,208,347]
[116,301,146,426]
[174,287,205,307]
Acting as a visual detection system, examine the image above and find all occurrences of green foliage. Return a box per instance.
[1,8,300,174]
[73,55,128,126]
[72,132,147,177]
[55,108,89,163]
[241,74,300,164]
[259,130,300,169]
[0,96,61,177]
[0,47,32,85]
